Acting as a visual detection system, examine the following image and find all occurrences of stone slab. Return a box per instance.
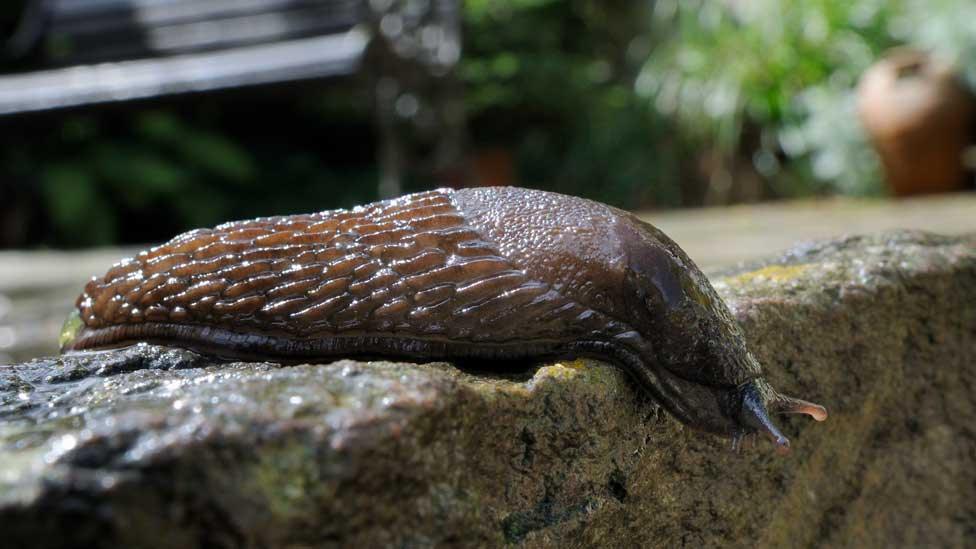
[1,230,973,547]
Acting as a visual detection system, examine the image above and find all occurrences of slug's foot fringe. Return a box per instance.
[731,431,744,453]
[730,431,757,453]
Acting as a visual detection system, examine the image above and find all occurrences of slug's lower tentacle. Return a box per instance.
[740,381,791,454]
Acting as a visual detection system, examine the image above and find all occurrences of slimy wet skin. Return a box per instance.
[62,187,827,450]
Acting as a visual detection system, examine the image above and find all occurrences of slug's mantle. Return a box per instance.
[2,230,975,547]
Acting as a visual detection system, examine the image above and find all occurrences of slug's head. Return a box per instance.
[617,218,827,453]
[650,362,827,454]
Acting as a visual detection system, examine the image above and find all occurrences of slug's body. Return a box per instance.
[62,187,826,449]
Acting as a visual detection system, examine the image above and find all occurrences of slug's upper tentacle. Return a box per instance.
[771,393,829,422]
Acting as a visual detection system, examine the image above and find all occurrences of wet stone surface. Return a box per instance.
[1,230,975,548]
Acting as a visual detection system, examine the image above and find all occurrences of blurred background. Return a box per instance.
[0,0,975,361]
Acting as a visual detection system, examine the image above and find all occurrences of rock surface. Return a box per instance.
[1,230,974,548]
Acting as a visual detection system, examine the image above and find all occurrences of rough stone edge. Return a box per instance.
[0,230,974,547]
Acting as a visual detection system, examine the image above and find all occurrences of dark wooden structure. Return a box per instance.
[0,0,371,114]
[0,0,464,196]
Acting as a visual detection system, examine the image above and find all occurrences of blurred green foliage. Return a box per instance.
[3,0,976,248]
[462,0,698,208]
[639,0,976,197]
[2,89,379,247]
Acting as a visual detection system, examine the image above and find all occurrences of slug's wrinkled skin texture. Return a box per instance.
[62,187,826,449]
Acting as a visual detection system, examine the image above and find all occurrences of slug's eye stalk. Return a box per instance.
[737,380,829,455]
[772,394,829,422]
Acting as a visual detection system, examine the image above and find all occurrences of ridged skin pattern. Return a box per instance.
[65,187,825,442]
[73,190,611,349]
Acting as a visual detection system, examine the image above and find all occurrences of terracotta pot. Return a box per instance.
[437,147,515,189]
[857,49,975,196]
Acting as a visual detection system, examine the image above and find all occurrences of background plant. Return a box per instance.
[2,0,975,248]
[639,0,976,198]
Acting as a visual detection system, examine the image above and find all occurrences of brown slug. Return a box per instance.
[60,187,826,451]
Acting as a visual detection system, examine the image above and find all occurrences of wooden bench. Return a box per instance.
[0,0,464,197]
[0,0,368,115]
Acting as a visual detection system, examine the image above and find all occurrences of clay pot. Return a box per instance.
[857,49,975,196]
[437,147,515,189]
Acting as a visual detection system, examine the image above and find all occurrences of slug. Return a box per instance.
[60,187,826,451]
